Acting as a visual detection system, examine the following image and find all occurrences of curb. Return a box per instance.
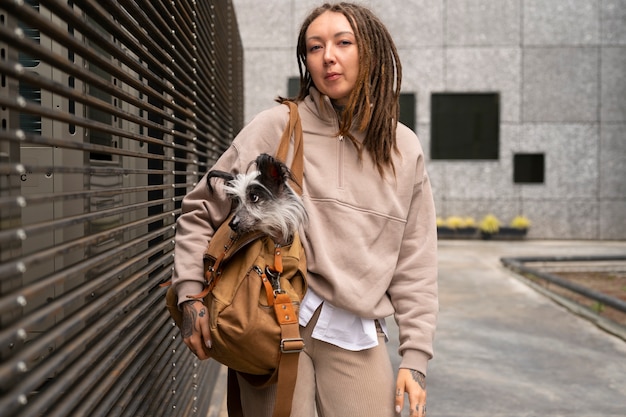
[502,267,626,342]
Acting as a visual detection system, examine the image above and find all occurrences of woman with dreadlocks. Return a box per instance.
[174,2,437,417]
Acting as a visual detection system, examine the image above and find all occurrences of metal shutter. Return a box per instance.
[0,1,243,415]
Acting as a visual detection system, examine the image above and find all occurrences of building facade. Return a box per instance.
[0,1,241,415]
[233,0,626,239]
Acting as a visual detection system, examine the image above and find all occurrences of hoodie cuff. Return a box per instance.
[175,280,205,307]
[399,349,431,376]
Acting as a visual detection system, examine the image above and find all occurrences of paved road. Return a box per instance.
[214,240,626,417]
[418,240,626,417]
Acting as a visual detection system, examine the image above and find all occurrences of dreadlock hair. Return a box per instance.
[293,2,402,177]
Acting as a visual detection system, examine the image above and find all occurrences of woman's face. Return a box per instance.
[305,11,359,106]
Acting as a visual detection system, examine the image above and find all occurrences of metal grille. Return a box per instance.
[0,0,242,416]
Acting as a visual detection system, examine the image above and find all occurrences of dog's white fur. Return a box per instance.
[211,155,307,245]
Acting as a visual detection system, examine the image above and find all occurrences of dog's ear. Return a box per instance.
[256,153,290,193]
[206,170,234,193]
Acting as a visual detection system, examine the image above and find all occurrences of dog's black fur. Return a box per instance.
[207,154,307,245]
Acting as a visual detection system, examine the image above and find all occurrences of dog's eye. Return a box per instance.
[249,193,260,203]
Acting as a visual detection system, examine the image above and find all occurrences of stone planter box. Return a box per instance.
[481,228,528,240]
[438,227,479,239]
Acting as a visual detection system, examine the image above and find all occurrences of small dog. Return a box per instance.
[206,153,307,245]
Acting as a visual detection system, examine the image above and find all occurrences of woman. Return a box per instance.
[173,3,438,416]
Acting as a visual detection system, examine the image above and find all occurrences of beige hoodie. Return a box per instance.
[172,88,438,373]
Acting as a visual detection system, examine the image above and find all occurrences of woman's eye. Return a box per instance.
[308,44,322,52]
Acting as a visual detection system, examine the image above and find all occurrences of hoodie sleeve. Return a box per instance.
[387,146,439,376]
[171,104,291,305]
[171,146,240,305]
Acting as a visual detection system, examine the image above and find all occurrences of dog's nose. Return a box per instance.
[229,216,239,231]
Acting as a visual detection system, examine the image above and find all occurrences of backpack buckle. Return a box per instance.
[280,338,305,353]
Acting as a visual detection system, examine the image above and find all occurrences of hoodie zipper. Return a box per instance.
[327,95,344,189]
[337,134,345,189]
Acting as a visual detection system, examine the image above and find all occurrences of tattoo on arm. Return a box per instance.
[181,302,197,339]
[410,369,426,390]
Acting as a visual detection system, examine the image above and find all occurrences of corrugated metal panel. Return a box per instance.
[0,0,242,415]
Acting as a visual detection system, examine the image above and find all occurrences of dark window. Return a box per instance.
[87,19,113,161]
[19,82,42,134]
[18,1,40,68]
[431,93,499,160]
[399,93,415,131]
[288,77,299,98]
[18,1,41,135]
[514,153,544,183]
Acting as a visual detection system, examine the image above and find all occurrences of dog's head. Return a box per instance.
[207,153,307,244]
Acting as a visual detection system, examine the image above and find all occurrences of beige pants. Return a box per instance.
[236,309,396,417]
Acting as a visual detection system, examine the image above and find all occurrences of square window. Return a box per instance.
[431,93,499,160]
[399,93,416,131]
[514,153,544,184]
[287,77,299,98]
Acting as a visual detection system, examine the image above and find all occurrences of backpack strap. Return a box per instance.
[272,291,304,417]
[227,101,305,417]
[269,100,304,417]
[275,101,304,196]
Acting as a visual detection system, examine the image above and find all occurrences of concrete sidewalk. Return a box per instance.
[214,240,626,416]
[425,239,626,417]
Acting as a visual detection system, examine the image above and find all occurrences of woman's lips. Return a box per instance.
[325,72,340,80]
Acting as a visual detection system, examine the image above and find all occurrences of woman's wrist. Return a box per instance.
[409,369,426,389]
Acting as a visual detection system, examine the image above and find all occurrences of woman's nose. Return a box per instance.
[323,44,336,64]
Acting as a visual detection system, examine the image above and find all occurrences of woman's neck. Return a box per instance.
[331,101,345,118]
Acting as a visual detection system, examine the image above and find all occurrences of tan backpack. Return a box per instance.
[166,101,305,417]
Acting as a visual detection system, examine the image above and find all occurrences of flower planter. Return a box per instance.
[495,227,528,240]
[481,228,528,240]
[438,227,478,239]
[456,227,478,238]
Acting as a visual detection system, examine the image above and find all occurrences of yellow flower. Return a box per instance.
[510,215,531,229]
[479,214,500,234]
[446,216,464,229]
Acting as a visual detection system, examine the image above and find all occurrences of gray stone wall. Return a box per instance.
[232,0,626,239]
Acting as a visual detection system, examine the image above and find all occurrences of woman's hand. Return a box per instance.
[395,368,427,416]
[181,300,212,359]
